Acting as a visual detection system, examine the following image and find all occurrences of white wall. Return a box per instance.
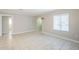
[41,9,79,41]
[13,15,36,34]
[0,15,2,36]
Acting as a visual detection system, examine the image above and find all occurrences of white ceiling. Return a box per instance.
[0,9,55,16]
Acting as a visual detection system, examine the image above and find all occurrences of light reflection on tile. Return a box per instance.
[7,33,13,49]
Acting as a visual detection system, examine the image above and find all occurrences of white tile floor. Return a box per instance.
[0,32,79,50]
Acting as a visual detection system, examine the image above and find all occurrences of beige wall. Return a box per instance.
[0,15,2,36]
[13,15,36,34]
[41,9,79,41]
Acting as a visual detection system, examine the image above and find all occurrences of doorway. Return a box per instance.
[2,16,13,37]
[36,17,43,32]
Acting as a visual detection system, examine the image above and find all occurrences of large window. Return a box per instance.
[53,13,69,32]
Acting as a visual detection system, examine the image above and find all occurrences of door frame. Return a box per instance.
[0,14,13,36]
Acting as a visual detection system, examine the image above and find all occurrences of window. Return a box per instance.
[53,13,69,32]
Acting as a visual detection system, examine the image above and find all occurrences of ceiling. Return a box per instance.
[0,9,55,16]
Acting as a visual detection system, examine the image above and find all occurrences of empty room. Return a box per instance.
[0,9,79,50]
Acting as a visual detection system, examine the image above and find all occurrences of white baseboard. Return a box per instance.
[12,29,36,35]
[42,32,79,44]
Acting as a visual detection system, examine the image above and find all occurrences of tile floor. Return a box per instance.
[0,32,79,50]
